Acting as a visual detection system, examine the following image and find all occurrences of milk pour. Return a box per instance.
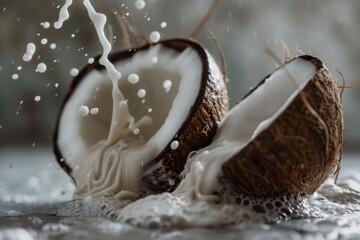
[53,0,349,228]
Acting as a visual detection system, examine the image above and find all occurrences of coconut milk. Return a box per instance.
[54,0,322,228]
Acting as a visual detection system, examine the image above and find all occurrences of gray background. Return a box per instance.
[0,0,359,152]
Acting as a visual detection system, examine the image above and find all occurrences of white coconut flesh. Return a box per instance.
[175,58,317,202]
[57,44,202,199]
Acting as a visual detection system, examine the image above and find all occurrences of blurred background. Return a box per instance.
[0,0,359,152]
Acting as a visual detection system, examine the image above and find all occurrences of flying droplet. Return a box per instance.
[137,89,146,98]
[70,68,79,76]
[160,22,167,28]
[128,73,140,84]
[135,0,146,9]
[79,105,89,117]
[36,63,47,73]
[149,31,161,43]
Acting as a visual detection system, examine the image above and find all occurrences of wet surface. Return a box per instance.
[1,149,360,240]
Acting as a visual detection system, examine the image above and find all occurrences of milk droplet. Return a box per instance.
[137,89,146,98]
[148,108,153,113]
[90,107,99,115]
[135,0,146,9]
[79,105,89,117]
[88,58,94,64]
[149,31,161,43]
[170,140,179,150]
[34,96,41,102]
[160,22,167,28]
[151,56,158,64]
[50,43,57,50]
[23,43,36,62]
[71,33,75,38]
[17,66,22,70]
[42,21,50,29]
[41,38,48,45]
[12,74,19,80]
[163,79,172,93]
[133,128,140,135]
[70,68,79,76]
[128,73,139,84]
[36,63,47,73]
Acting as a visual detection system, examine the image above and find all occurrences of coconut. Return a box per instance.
[218,55,344,198]
[53,38,229,199]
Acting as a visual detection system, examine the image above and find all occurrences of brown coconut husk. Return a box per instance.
[220,55,344,197]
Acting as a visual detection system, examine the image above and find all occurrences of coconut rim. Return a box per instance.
[53,38,224,183]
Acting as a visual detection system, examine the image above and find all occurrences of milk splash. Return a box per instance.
[51,0,357,230]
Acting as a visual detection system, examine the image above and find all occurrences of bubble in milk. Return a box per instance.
[12,74,19,80]
[36,63,47,73]
[160,22,167,28]
[149,31,161,43]
[163,79,172,93]
[135,0,146,10]
[137,89,146,98]
[34,96,41,102]
[79,105,89,117]
[70,68,79,76]
[128,73,139,84]
[23,43,36,62]
[41,38,48,45]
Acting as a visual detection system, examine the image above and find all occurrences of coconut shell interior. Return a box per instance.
[221,56,343,197]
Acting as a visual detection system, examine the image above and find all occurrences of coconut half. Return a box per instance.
[53,38,229,199]
[176,55,343,200]
[220,55,344,197]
